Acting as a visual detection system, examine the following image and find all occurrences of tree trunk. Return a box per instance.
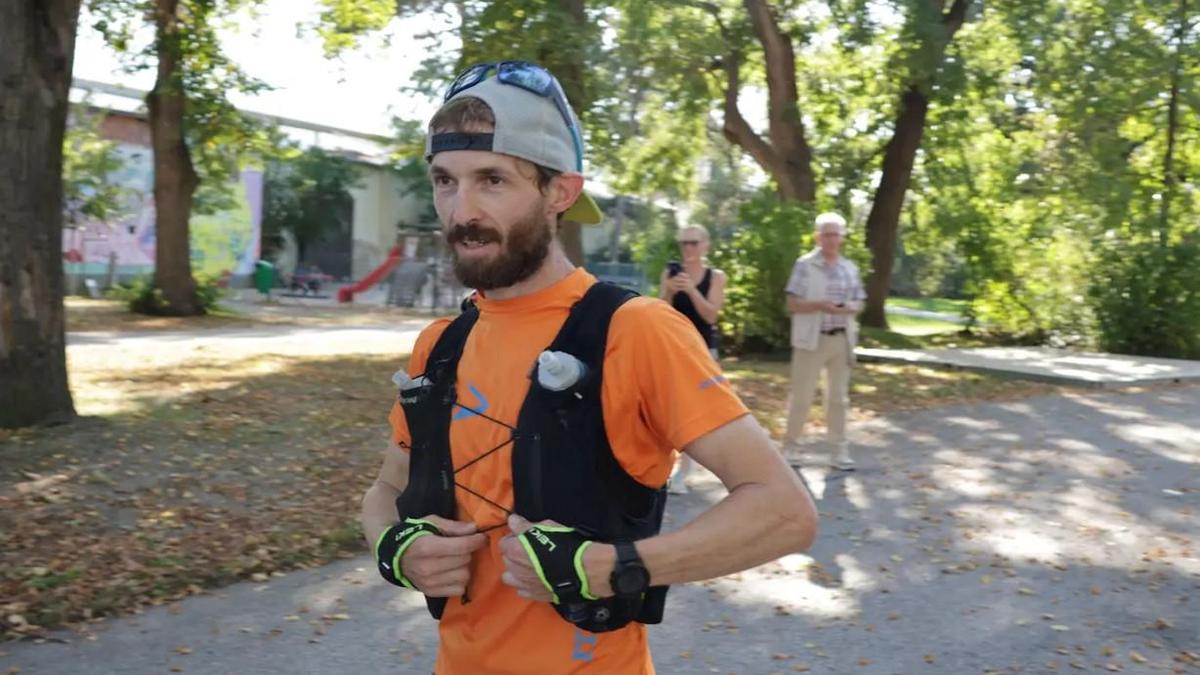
[706,0,817,202]
[859,0,971,328]
[743,0,816,202]
[147,0,202,315]
[1159,0,1186,245]
[861,87,930,328]
[0,0,81,428]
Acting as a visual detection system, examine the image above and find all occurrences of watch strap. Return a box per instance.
[611,541,650,597]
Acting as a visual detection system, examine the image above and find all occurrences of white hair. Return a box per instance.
[676,224,710,241]
[814,212,847,235]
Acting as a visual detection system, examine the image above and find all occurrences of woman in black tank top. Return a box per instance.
[662,225,724,353]
[660,226,726,357]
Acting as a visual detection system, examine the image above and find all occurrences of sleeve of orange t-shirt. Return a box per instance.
[387,319,453,449]
[602,298,750,488]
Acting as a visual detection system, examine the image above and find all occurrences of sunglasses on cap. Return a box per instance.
[444,61,585,172]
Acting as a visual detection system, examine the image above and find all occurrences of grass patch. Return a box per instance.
[721,355,1058,438]
[883,312,964,336]
[858,326,998,350]
[887,296,970,316]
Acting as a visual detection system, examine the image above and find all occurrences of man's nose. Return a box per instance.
[449,186,486,224]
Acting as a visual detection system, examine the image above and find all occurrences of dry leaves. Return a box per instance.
[1,350,397,637]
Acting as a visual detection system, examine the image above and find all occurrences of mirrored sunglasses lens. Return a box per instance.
[446,63,493,101]
[498,62,553,94]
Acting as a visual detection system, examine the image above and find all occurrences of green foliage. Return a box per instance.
[389,117,436,227]
[709,193,814,353]
[87,0,281,214]
[313,0,397,57]
[62,103,129,226]
[109,273,225,316]
[262,147,362,259]
[1089,238,1200,359]
[281,0,1200,357]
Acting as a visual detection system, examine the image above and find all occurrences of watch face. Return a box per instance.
[615,566,650,596]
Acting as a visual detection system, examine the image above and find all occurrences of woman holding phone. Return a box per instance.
[659,225,727,494]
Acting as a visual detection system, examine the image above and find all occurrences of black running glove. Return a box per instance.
[516,524,599,604]
[374,517,442,590]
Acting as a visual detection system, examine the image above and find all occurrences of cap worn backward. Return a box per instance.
[425,77,603,225]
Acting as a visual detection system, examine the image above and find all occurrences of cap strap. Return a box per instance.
[430,132,495,155]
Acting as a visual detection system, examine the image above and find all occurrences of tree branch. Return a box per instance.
[719,48,777,173]
[743,0,800,151]
[669,0,778,174]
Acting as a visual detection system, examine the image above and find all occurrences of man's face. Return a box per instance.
[817,224,844,257]
[430,149,553,290]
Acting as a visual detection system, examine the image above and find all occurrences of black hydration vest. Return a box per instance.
[395,282,670,633]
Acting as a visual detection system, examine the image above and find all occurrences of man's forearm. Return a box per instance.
[584,474,817,594]
[361,481,402,549]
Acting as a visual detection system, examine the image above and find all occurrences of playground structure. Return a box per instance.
[337,246,402,303]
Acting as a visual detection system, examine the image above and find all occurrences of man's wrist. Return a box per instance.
[582,542,616,598]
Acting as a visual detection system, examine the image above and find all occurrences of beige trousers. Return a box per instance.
[785,334,850,446]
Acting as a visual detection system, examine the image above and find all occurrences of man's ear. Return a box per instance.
[544,173,585,218]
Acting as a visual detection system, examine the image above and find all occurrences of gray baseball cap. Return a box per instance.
[425,76,603,225]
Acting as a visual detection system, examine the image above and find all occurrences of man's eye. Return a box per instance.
[433,176,453,186]
[486,175,504,185]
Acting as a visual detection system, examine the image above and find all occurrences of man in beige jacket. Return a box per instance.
[783,212,866,470]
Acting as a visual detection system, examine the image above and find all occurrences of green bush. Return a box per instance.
[710,194,815,353]
[107,274,225,316]
[1088,239,1200,359]
[968,229,1095,345]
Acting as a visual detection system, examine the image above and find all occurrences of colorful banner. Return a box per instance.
[64,142,262,277]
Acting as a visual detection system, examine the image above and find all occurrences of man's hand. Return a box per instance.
[500,514,558,602]
[395,515,487,597]
[500,514,619,604]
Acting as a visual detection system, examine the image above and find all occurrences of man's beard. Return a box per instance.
[446,203,553,291]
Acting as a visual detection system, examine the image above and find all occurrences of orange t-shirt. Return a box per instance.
[388,269,748,675]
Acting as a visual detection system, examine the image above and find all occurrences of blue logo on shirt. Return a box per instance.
[571,628,597,662]
[452,383,490,421]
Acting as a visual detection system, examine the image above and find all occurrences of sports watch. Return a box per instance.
[609,541,651,599]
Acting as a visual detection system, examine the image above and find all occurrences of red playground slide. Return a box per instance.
[337,246,402,303]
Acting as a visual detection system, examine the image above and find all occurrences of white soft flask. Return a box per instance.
[536,350,587,391]
[391,370,413,389]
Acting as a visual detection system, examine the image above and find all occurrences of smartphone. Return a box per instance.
[667,261,682,277]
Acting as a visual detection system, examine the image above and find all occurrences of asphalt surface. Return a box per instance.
[3,385,1197,675]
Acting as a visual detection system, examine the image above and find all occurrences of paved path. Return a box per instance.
[4,385,1197,674]
[858,345,1200,388]
[66,321,430,367]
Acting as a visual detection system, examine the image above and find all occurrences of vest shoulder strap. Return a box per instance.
[548,282,637,360]
[424,306,479,386]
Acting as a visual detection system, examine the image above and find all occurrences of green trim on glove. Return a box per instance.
[375,517,441,590]
[517,524,597,604]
